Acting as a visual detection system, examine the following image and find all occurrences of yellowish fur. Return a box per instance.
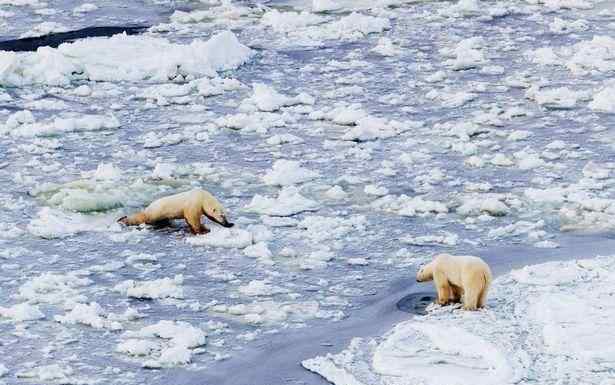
[118,189,233,234]
[416,253,492,311]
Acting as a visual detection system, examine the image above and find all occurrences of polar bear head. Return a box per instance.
[201,190,234,228]
[416,262,434,282]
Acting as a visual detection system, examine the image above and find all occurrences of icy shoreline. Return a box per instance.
[303,253,615,385]
[183,233,615,385]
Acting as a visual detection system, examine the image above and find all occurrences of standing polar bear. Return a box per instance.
[416,254,492,311]
[118,189,234,234]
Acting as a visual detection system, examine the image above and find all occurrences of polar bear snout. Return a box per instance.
[221,216,234,228]
[416,268,426,282]
[416,264,434,282]
[205,212,234,228]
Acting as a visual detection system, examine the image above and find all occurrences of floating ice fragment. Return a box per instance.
[0,31,252,86]
[114,275,184,299]
[54,302,122,330]
[263,160,320,186]
[186,227,254,248]
[250,83,315,112]
[246,187,320,216]
[0,302,45,322]
[589,83,615,113]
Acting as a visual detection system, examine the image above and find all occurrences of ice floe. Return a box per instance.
[113,275,184,300]
[118,320,206,368]
[0,302,45,322]
[245,186,320,216]
[304,255,615,385]
[0,31,252,86]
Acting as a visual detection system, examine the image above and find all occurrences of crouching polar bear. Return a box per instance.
[416,254,492,311]
[118,189,234,234]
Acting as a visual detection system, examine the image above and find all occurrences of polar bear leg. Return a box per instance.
[450,285,463,303]
[462,281,480,311]
[437,284,451,305]
[184,210,209,235]
[477,277,490,308]
[477,288,488,308]
[433,271,451,305]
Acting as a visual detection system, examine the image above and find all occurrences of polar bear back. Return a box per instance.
[145,189,205,221]
[433,254,491,287]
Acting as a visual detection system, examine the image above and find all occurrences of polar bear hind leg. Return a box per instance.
[477,271,491,308]
[477,288,488,308]
[461,271,483,311]
[462,287,479,310]
[450,284,463,303]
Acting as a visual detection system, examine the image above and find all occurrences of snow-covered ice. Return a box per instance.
[304,256,615,385]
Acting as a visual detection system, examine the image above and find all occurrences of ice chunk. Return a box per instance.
[246,186,320,216]
[566,36,615,75]
[371,37,401,56]
[114,275,184,299]
[589,82,615,113]
[540,0,592,10]
[262,9,326,33]
[17,272,91,307]
[238,280,288,296]
[119,320,206,368]
[4,113,120,137]
[442,37,486,70]
[312,0,342,12]
[186,227,254,248]
[91,162,122,180]
[582,161,609,179]
[250,83,315,112]
[73,3,98,13]
[458,197,509,217]
[342,116,407,141]
[54,302,122,330]
[371,194,448,216]
[263,160,320,186]
[266,133,304,146]
[243,242,273,262]
[28,207,118,238]
[116,339,159,356]
[528,47,560,66]
[298,215,367,242]
[20,21,68,38]
[298,12,390,42]
[371,323,513,383]
[325,185,348,200]
[0,302,45,322]
[549,17,588,34]
[0,31,252,86]
[400,232,459,246]
[17,364,75,382]
[526,85,588,109]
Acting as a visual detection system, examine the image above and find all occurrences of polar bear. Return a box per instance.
[118,189,234,234]
[416,254,492,311]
